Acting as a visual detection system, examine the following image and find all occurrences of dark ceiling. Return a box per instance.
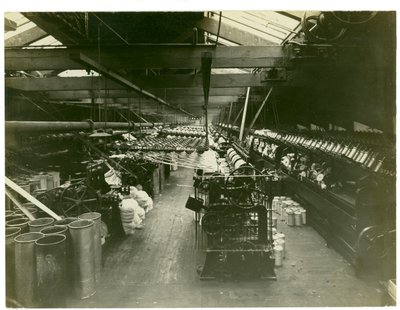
[4,11,396,132]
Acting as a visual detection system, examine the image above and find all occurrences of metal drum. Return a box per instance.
[274,245,283,267]
[14,232,44,307]
[287,210,295,226]
[42,224,74,296]
[6,214,24,223]
[68,219,96,299]
[13,209,25,216]
[54,217,78,226]
[294,211,302,226]
[40,225,68,236]
[29,217,55,232]
[35,234,67,307]
[6,227,21,301]
[6,210,15,217]
[301,209,307,224]
[23,202,39,217]
[78,212,102,284]
[7,218,30,233]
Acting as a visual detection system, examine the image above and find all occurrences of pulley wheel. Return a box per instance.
[356,226,386,259]
[201,211,222,236]
[224,166,266,209]
[301,11,347,43]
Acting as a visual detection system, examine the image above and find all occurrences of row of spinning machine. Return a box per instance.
[187,146,277,280]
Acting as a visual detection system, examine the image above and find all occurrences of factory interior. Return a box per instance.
[4,10,396,307]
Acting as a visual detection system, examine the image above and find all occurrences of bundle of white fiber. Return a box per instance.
[119,197,143,234]
[135,190,154,213]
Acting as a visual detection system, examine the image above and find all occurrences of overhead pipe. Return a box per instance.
[5,121,150,133]
[5,120,195,133]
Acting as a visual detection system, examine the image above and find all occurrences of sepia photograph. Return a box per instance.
[3,6,396,308]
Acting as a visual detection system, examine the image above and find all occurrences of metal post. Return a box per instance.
[232,105,244,125]
[227,102,233,126]
[201,52,212,146]
[239,87,251,142]
[246,87,273,136]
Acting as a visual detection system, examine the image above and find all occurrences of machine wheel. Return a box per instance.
[224,166,266,209]
[60,182,101,217]
[36,188,63,214]
[356,226,386,259]
[331,11,378,25]
[201,211,222,236]
[301,11,347,43]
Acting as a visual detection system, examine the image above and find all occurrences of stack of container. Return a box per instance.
[272,196,306,227]
[272,232,286,267]
[5,204,103,307]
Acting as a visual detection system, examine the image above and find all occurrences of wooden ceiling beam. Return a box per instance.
[6,74,265,91]
[5,45,287,71]
[11,88,248,99]
[5,17,18,31]
[5,26,48,47]
[22,13,82,45]
[69,52,194,116]
[195,17,274,46]
[43,90,241,103]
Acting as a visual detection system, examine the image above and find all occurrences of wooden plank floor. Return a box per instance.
[68,168,384,307]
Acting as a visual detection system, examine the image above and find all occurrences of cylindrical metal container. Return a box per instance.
[40,225,68,236]
[54,217,78,226]
[6,210,15,217]
[272,216,278,228]
[23,202,39,217]
[78,212,102,283]
[7,218,30,233]
[274,238,286,259]
[272,197,278,212]
[68,219,96,299]
[29,217,55,232]
[274,245,283,267]
[13,209,25,216]
[273,233,285,241]
[287,210,295,226]
[301,209,306,224]
[6,214,25,223]
[42,224,74,296]
[35,234,67,307]
[294,211,302,226]
[6,227,21,300]
[27,207,38,218]
[14,232,44,307]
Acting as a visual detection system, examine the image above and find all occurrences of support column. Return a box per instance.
[239,87,251,142]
